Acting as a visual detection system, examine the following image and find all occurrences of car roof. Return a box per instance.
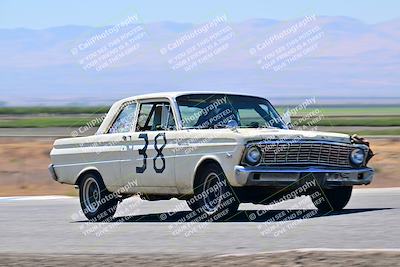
[119,91,264,102]
[97,91,267,134]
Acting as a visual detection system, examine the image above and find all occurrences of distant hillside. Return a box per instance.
[0,16,399,105]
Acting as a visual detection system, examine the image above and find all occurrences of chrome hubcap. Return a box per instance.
[82,177,101,213]
[202,172,223,214]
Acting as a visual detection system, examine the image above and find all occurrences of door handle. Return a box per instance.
[122,135,132,141]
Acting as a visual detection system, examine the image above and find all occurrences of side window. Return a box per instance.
[137,103,154,131]
[136,102,176,131]
[108,103,137,133]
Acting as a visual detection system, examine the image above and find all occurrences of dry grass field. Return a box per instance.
[0,138,74,196]
[0,137,398,196]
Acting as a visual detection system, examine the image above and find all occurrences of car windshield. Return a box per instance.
[176,94,287,129]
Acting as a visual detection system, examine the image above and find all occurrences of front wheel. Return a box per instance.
[311,186,353,211]
[186,163,239,220]
[79,173,118,221]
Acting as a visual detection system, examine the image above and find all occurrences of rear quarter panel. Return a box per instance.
[50,134,125,191]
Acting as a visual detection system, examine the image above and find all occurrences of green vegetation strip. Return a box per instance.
[0,118,400,135]
[293,117,400,127]
[0,106,110,115]
[0,116,400,128]
[0,117,99,128]
[276,106,400,116]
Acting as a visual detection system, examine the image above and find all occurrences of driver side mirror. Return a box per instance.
[282,108,293,129]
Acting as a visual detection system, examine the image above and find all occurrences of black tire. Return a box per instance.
[186,163,239,220]
[311,186,353,212]
[79,172,118,221]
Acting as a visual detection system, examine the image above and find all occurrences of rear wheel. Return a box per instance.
[79,173,118,221]
[186,163,239,220]
[311,186,353,211]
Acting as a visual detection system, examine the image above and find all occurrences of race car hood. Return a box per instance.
[233,128,351,144]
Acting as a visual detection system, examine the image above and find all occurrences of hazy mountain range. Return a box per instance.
[0,16,399,106]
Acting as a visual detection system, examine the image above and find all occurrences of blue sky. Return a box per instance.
[0,0,399,29]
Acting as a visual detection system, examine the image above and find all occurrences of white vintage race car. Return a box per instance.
[49,92,374,221]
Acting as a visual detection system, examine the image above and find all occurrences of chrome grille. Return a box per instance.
[259,142,353,167]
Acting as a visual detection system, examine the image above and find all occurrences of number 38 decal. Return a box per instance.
[136,133,167,174]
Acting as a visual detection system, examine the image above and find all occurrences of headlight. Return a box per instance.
[245,146,262,166]
[350,148,365,166]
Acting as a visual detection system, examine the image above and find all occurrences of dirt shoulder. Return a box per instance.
[0,138,75,196]
[0,137,398,196]
[1,251,400,266]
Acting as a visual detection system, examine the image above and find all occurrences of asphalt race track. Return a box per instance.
[0,188,399,254]
[0,188,399,265]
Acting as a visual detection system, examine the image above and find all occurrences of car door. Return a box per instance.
[121,100,177,190]
[99,101,139,189]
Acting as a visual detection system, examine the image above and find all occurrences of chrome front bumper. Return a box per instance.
[234,165,374,188]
